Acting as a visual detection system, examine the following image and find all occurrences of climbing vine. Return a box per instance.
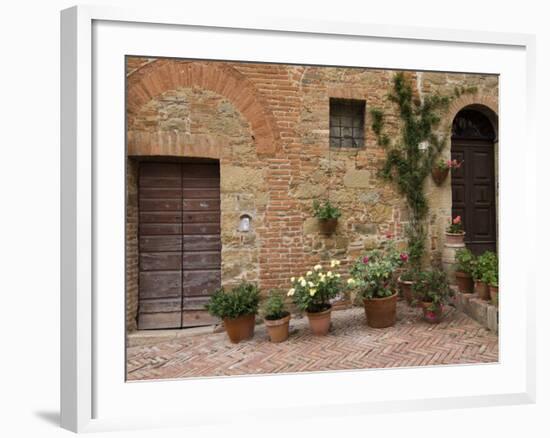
[370,72,475,266]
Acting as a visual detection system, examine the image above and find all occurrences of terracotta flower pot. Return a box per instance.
[306,306,332,336]
[318,218,338,235]
[398,277,414,305]
[455,270,474,293]
[421,302,444,323]
[489,285,499,306]
[363,292,398,328]
[223,313,256,344]
[474,280,490,300]
[431,166,449,185]
[264,313,291,343]
[445,232,465,246]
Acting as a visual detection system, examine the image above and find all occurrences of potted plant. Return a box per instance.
[262,292,291,343]
[472,251,496,301]
[288,260,342,335]
[483,253,499,306]
[348,240,408,328]
[412,268,454,323]
[398,267,419,306]
[431,158,462,186]
[312,199,341,235]
[454,247,475,293]
[205,282,260,343]
[445,215,465,245]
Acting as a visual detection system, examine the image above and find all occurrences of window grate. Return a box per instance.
[329,98,365,148]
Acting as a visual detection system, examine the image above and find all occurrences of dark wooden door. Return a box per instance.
[138,161,221,329]
[451,139,496,255]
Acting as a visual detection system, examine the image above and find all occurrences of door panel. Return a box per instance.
[451,139,496,255]
[137,161,221,329]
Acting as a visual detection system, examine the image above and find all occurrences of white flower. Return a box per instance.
[314,264,322,271]
[327,271,333,278]
[298,276,305,282]
[309,288,317,296]
[335,273,341,278]
[306,271,313,276]
[320,277,326,283]
[347,278,356,286]
[300,280,307,287]
[287,288,295,296]
[308,281,314,287]
[330,259,340,268]
[290,277,295,282]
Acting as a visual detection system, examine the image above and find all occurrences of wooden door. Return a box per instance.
[137,161,221,329]
[451,110,497,255]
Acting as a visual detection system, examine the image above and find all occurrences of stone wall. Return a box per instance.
[125,58,498,330]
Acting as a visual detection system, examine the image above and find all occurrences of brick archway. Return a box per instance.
[444,93,498,132]
[127,59,280,156]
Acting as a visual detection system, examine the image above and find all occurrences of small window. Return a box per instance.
[329,98,365,148]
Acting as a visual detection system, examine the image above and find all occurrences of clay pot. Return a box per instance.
[398,277,414,305]
[445,232,465,246]
[421,302,444,323]
[455,271,474,293]
[223,313,256,344]
[431,166,449,185]
[306,306,332,336]
[489,285,499,306]
[264,313,291,343]
[318,218,338,235]
[474,280,490,300]
[363,292,398,328]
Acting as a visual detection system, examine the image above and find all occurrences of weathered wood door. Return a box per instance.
[138,161,221,329]
[451,109,497,255]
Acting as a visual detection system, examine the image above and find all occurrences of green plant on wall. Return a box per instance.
[370,73,475,266]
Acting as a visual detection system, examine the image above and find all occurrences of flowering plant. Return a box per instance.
[287,260,343,313]
[347,241,408,299]
[446,215,464,234]
[436,158,463,171]
[412,268,453,311]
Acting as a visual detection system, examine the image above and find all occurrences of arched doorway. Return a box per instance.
[451,108,497,255]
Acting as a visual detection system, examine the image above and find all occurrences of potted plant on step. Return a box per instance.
[412,268,454,323]
[262,292,291,343]
[288,260,342,335]
[472,251,496,301]
[483,253,499,306]
[348,240,408,328]
[445,215,465,245]
[454,247,475,293]
[205,282,260,344]
[312,199,341,235]
[398,267,419,306]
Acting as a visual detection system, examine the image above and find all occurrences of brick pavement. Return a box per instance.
[126,302,498,381]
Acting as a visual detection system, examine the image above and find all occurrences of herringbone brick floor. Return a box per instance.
[126,302,498,381]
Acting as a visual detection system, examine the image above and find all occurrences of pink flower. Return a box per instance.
[452,216,461,225]
[363,256,369,264]
[446,160,452,168]
[400,253,409,262]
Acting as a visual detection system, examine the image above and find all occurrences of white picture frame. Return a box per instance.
[60,5,536,433]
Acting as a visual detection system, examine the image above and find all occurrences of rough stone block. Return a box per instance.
[487,305,499,333]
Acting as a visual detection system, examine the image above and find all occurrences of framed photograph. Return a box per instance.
[61,5,536,433]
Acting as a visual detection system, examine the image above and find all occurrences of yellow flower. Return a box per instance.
[287,288,295,296]
[306,271,313,276]
[320,277,326,283]
[299,276,305,282]
[330,259,340,268]
[327,271,333,278]
[347,278,356,286]
[314,264,322,271]
[335,273,341,278]
[290,277,295,282]
[309,288,317,296]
